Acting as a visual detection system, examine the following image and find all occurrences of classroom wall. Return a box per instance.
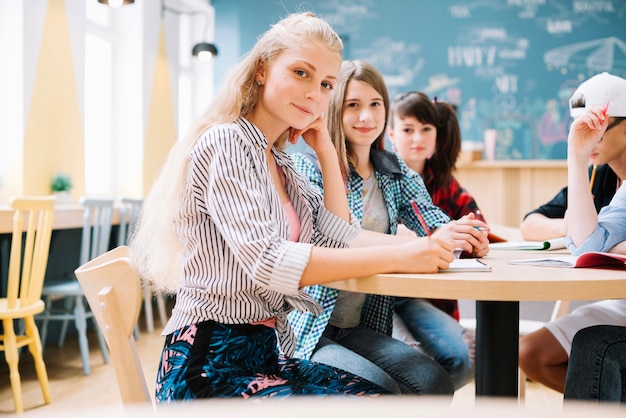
[212,0,626,160]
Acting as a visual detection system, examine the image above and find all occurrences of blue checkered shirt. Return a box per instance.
[288,149,450,359]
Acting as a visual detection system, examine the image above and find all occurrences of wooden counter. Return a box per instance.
[1,160,567,231]
[454,160,567,227]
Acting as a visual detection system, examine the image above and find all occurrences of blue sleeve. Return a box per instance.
[566,185,626,255]
[292,152,324,195]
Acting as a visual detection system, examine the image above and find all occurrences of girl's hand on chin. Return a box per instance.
[298,115,333,153]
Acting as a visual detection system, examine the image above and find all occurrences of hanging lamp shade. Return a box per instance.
[192,42,218,62]
[98,0,135,8]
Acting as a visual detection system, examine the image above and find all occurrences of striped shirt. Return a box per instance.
[163,117,362,357]
[288,149,451,359]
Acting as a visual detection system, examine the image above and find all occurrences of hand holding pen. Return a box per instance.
[431,212,490,258]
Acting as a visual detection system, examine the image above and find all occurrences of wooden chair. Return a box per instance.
[39,197,112,375]
[74,245,152,406]
[118,198,168,334]
[0,196,55,413]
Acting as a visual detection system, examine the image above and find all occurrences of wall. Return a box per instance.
[212,0,626,160]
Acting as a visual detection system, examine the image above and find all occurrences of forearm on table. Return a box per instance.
[520,214,567,241]
[350,229,416,247]
[299,245,404,287]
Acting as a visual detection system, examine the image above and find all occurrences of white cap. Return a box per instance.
[569,72,626,117]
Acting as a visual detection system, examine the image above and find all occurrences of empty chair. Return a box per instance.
[118,198,168,334]
[75,245,152,406]
[0,196,55,413]
[39,197,112,375]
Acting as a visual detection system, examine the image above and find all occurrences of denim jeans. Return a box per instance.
[393,297,473,390]
[564,325,626,403]
[310,324,454,396]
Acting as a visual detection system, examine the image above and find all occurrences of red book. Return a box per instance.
[508,252,626,268]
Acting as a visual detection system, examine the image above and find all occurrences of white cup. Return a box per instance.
[484,129,497,160]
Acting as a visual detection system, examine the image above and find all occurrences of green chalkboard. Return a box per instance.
[213,0,626,160]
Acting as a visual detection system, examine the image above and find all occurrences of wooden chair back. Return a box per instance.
[6,196,56,309]
[79,198,114,265]
[75,245,152,405]
[1,196,55,413]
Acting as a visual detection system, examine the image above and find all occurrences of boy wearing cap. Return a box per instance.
[519,72,626,394]
[520,72,625,242]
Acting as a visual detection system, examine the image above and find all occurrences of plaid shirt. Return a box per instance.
[421,163,486,320]
[288,149,450,359]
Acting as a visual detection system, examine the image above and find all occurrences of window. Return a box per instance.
[85,1,143,198]
[0,1,24,200]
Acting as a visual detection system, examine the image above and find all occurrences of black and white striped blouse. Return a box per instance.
[163,117,361,356]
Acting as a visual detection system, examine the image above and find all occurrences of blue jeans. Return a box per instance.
[394,297,473,390]
[564,325,626,403]
[310,324,454,396]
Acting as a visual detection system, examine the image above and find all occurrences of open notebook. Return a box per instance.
[489,237,566,251]
[508,251,626,268]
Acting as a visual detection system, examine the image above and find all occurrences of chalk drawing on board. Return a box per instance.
[422,74,461,95]
[317,0,379,36]
[352,37,424,94]
[544,36,626,73]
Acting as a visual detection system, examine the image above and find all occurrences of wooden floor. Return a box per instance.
[0,316,564,416]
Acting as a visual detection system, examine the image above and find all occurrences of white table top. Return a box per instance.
[0,203,121,234]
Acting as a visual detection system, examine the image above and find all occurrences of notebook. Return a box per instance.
[489,237,566,251]
[508,251,626,268]
[442,258,492,272]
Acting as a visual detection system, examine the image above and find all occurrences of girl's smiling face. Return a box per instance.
[254,40,341,138]
[341,79,386,150]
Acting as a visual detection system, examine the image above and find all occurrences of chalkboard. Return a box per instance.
[213,0,626,160]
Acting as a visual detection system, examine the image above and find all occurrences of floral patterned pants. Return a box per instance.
[155,320,388,403]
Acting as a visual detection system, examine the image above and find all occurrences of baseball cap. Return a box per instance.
[569,72,626,117]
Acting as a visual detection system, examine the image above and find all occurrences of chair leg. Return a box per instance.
[518,368,526,402]
[24,316,51,404]
[58,296,74,348]
[143,286,155,333]
[155,290,168,327]
[39,296,52,350]
[3,318,24,414]
[93,316,110,365]
[73,295,91,375]
[133,323,141,340]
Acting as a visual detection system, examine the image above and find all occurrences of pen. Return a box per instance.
[433,222,490,231]
[589,164,597,192]
[598,102,610,142]
[410,200,431,237]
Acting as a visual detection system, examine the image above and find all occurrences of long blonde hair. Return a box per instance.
[129,12,343,292]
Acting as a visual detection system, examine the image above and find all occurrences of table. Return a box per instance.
[0,203,121,234]
[0,204,121,300]
[325,248,626,398]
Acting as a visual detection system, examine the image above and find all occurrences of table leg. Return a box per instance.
[475,300,519,397]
